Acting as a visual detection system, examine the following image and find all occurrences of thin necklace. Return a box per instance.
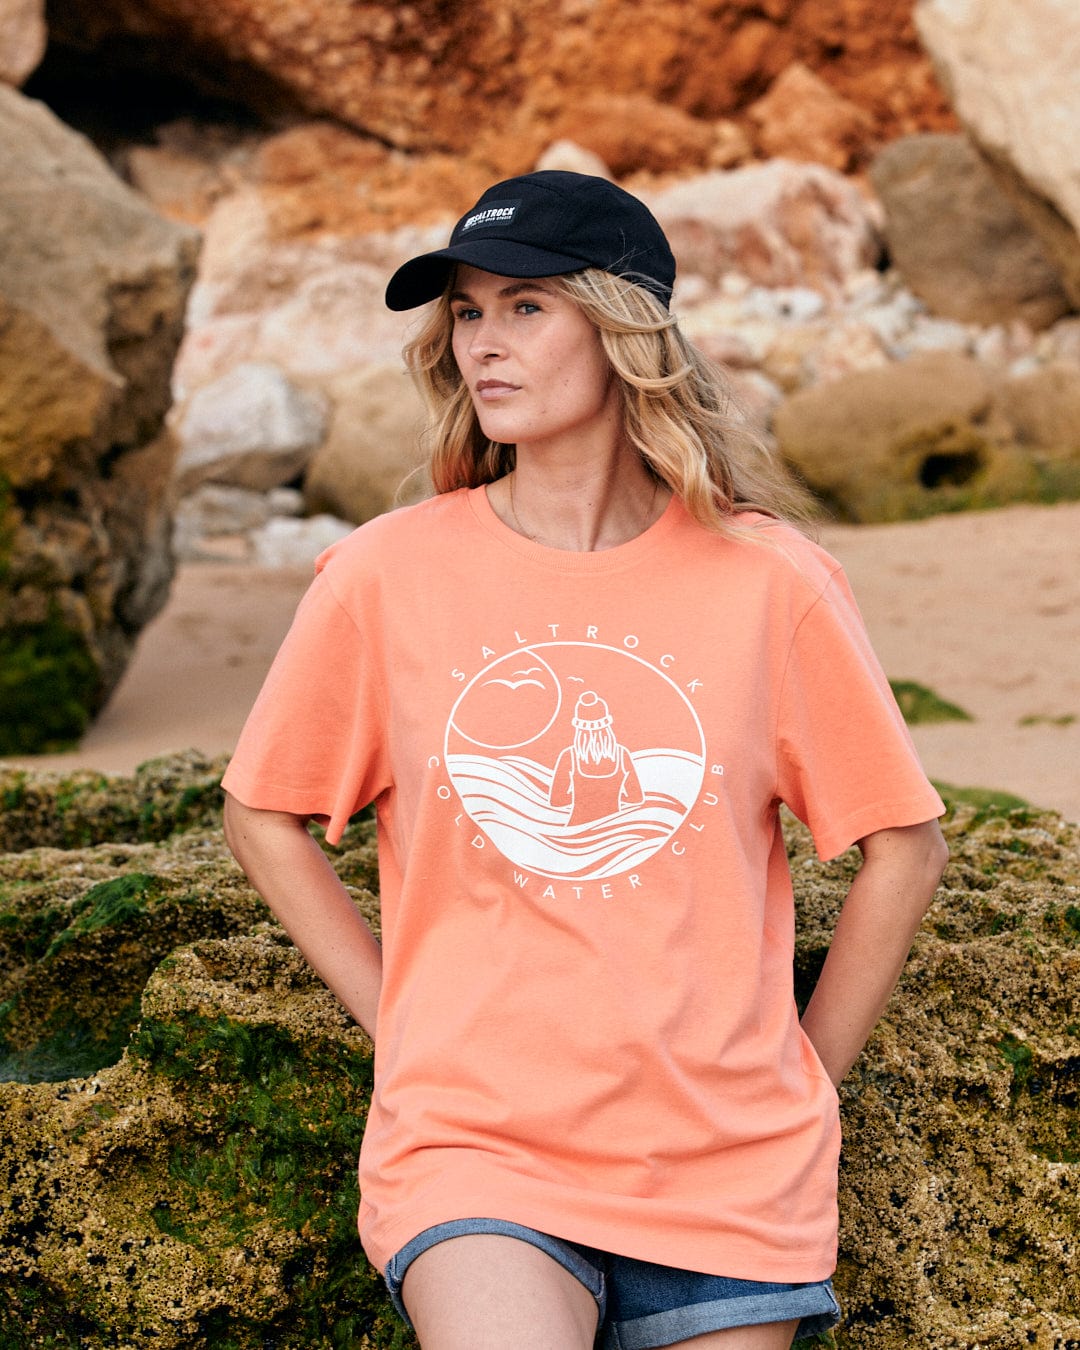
[507,472,660,548]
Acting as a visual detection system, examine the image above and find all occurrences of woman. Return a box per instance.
[223,170,948,1350]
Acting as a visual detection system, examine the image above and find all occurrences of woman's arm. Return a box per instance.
[800,818,948,1087]
[223,793,383,1039]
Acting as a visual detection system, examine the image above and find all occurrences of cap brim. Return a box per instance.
[385,239,591,311]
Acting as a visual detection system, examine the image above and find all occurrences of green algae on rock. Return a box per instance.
[0,847,266,1084]
[0,754,1077,1347]
[1,934,401,1349]
[0,605,101,755]
[790,802,1080,1345]
[889,679,973,724]
[0,750,232,852]
[0,753,379,1088]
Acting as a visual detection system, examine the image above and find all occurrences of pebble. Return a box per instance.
[891,315,975,358]
[740,286,827,323]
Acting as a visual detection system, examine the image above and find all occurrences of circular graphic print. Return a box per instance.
[446,642,705,880]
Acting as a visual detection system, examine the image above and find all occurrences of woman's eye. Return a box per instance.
[517,301,541,315]
[454,306,481,322]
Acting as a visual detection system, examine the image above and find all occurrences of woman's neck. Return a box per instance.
[486,448,670,552]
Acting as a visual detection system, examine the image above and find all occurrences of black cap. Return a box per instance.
[384,171,676,311]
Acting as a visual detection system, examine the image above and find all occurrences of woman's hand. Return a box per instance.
[223,793,383,1039]
[800,819,948,1087]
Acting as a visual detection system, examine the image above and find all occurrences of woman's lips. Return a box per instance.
[475,380,519,401]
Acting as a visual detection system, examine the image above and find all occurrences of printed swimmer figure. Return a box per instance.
[549,691,645,826]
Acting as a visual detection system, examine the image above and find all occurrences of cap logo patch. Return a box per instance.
[460,200,520,232]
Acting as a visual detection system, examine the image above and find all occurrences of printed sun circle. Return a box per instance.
[449,650,563,750]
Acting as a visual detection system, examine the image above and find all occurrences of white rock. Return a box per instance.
[671,273,713,310]
[174,361,330,493]
[740,286,827,324]
[843,268,891,310]
[1006,354,1042,381]
[686,327,759,371]
[816,324,891,387]
[973,321,1037,368]
[679,305,781,366]
[763,319,890,392]
[177,483,275,534]
[250,514,354,568]
[534,139,612,178]
[676,293,746,329]
[719,272,753,300]
[859,288,926,347]
[171,483,305,561]
[892,316,975,358]
[255,262,415,378]
[267,486,307,516]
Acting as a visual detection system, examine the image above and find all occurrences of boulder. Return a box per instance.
[746,62,876,172]
[173,190,429,395]
[773,352,1041,521]
[0,0,45,86]
[41,0,952,172]
[915,0,1080,307]
[302,363,429,525]
[239,121,496,240]
[996,364,1080,488]
[871,134,1071,330]
[0,85,199,754]
[173,361,330,494]
[0,755,1077,1346]
[649,161,883,298]
[547,94,716,178]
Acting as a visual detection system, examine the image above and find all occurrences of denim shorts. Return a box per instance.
[384,1218,841,1348]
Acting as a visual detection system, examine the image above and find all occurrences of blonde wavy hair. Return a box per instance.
[401,267,814,535]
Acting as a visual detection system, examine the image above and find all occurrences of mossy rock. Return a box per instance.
[0,607,102,756]
[0,750,234,852]
[0,934,404,1349]
[774,352,1080,523]
[789,798,1080,1344]
[0,756,1077,1347]
[0,753,379,1085]
[0,851,268,1083]
[0,474,100,754]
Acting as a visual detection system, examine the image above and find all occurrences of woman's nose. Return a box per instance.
[468,316,505,360]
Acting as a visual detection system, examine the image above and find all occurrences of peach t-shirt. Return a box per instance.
[222,487,944,1281]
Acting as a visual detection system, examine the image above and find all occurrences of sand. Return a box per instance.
[4,502,1079,826]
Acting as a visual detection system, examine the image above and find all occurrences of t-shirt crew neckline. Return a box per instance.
[468,482,685,573]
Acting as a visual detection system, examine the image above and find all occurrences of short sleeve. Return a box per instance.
[775,569,944,860]
[221,565,392,844]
